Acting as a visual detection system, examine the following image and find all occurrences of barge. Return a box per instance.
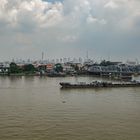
[60,81,140,88]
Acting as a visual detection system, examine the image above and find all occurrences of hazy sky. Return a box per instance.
[0,0,140,61]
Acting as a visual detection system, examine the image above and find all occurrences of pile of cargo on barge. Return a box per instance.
[60,81,140,88]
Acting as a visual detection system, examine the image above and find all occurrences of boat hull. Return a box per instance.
[60,82,140,89]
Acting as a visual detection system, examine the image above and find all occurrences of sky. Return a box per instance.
[0,0,140,61]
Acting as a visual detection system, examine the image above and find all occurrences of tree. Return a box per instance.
[100,60,112,66]
[54,63,63,73]
[10,62,21,73]
[23,64,36,73]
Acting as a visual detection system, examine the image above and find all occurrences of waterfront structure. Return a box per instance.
[88,64,135,76]
[0,63,10,75]
[0,59,140,77]
[63,63,75,74]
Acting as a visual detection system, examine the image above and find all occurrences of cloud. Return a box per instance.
[104,1,119,9]
[58,35,79,43]
[0,0,140,61]
[86,15,107,25]
[0,0,64,30]
[1,0,139,31]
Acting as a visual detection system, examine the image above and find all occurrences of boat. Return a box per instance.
[113,75,132,81]
[47,72,66,77]
[60,80,140,88]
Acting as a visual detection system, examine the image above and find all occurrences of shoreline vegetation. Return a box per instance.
[0,60,140,80]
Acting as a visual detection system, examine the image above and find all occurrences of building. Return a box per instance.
[0,63,10,75]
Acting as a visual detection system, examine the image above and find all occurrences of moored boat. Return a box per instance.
[60,81,140,89]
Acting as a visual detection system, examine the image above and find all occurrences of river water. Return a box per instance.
[0,76,140,140]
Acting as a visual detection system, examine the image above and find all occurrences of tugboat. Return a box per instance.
[60,80,140,89]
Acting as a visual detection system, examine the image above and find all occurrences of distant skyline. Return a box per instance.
[0,0,140,61]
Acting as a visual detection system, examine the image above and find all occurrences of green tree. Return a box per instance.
[54,63,63,73]
[100,60,112,66]
[10,62,21,73]
[23,64,36,73]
